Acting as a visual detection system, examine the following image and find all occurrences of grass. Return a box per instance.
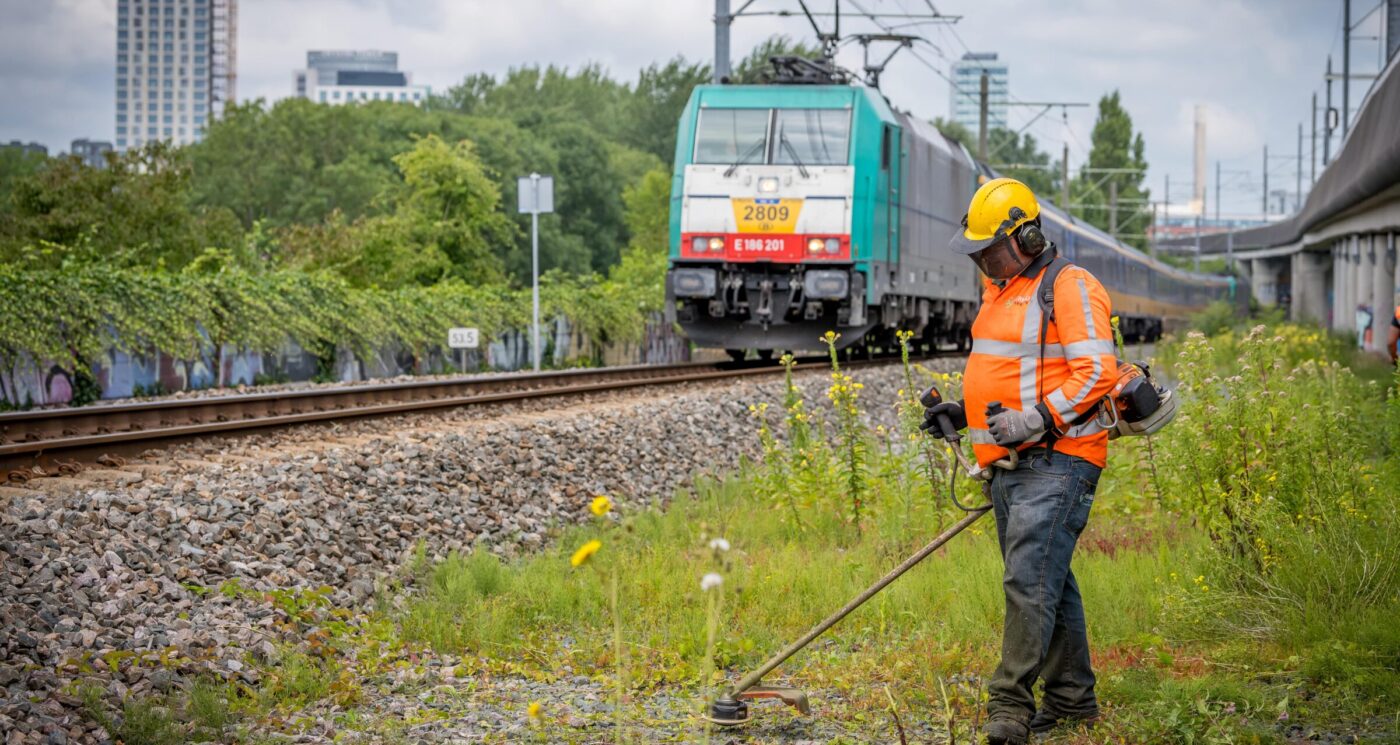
[399,469,1186,678]
[75,322,1400,743]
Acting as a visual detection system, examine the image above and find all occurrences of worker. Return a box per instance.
[1389,304,1399,365]
[940,178,1118,744]
[1356,304,1373,350]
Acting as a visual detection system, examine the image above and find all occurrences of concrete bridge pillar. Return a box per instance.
[1250,257,1276,306]
[1366,235,1388,351]
[1337,236,1356,333]
[1330,241,1343,331]
[1374,232,1398,353]
[1352,235,1367,339]
[1290,250,1330,324]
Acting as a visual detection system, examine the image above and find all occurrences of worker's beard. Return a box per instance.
[971,238,1032,280]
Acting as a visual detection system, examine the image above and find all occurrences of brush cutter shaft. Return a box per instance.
[727,505,992,697]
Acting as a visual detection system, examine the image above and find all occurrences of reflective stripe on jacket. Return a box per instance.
[964,262,1117,468]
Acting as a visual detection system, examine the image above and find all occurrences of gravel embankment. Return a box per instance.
[0,360,957,743]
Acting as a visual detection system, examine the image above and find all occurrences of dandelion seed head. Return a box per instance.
[701,573,724,591]
[708,537,730,552]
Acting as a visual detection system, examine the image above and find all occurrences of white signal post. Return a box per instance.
[517,173,554,371]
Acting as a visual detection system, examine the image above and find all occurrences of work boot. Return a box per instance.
[984,716,1030,745]
[1029,707,1100,733]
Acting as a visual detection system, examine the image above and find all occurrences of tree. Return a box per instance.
[279,136,516,289]
[609,166,671,312]
[0,148,48,209]
[987,128,1059,199]
[1073,91,1150,249]
[624,57,711,162]
[732,35,822,83]
[931,117,974,150]
[0,142,242,269]
[432,64,630,141]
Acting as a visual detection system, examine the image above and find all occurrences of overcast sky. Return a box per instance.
[0,0,1389,219]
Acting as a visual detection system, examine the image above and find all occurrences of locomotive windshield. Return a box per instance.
[693,108,769,164]
[772,109,850,166]
[693,108,851,166]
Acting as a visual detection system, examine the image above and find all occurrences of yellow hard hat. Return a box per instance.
[949,177,1041,255]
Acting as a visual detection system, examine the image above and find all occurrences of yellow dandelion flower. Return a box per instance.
[570,539,602,568]
[590,495,614,516]
[527,701,542,720]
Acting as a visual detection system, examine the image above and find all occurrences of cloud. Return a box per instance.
[0,0,1353,218]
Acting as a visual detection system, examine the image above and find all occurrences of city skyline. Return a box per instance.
[0,1,1378,218]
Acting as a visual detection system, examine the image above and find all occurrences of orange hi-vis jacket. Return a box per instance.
[965,261,1118,469]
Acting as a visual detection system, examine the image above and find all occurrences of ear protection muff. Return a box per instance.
[1004,206,1048,257]
[1017,219,1048,257]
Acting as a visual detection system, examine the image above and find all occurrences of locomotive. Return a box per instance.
[663,60,1241,358]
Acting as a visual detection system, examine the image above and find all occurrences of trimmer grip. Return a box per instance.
[936,412,961,443]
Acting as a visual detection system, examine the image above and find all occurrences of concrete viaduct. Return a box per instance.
[1163,53,1400,356]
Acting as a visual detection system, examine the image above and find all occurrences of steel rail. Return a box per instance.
[0,356,929,476]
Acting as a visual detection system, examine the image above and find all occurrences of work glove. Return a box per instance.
[920,400,967,438]
[986,403,1050,446]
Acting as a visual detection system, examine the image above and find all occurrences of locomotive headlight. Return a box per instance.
[757,177,779,194]
[824,238,841,254]
[691,236,707,253]
[707,237,725,252]
[807,238,824,254]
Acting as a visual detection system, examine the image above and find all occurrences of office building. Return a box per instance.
[294,50,430,106]
[1,141,48,157]
[949,52,1008,133]
[71,138,114,168]
[115,0,238,151]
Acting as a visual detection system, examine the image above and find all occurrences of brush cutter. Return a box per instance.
[704,384,997,727]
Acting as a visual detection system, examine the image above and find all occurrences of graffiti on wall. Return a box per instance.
[2,316,694,406]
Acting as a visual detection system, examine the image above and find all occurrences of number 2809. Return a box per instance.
[742,204,789,221]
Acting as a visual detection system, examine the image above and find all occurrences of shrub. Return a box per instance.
[1153,325,1400,643]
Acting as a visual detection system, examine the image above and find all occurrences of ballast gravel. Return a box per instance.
[0,360,958,743]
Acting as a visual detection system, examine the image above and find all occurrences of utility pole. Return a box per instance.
[1149,202,1158,258]
[1060,142,1070,212]
[1164,173,1170,210]
[1343,0,1351,139]
[1311,92,1318,184]
[978,71,989,162]
[1108,179,1119,237]
[1215,160,1221,221]
[1324,55,1334,165]
[1262,144,1269,219]
[1296,123,1303,211]
[713,0,731,83]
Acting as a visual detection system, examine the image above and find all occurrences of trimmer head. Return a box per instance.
[704,686,811,727]
[703,695,750,726]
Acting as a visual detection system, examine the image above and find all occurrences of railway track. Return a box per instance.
[0,354,938,477]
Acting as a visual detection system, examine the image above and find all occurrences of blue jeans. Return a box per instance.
[986,448,1101,722]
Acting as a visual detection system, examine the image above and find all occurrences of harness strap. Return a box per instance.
[1034,255,1074,451]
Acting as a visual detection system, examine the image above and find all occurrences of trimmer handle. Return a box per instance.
[919,385,964,444]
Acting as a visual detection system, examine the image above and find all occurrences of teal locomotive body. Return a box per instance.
[665,81,1239,354]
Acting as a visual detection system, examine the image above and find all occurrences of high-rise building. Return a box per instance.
[294,50,430,106]
[949,52,1008,134]
[115,0,238,151]
[71,138,114,168]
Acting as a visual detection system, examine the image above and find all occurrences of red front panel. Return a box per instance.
[681,232,850,262]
